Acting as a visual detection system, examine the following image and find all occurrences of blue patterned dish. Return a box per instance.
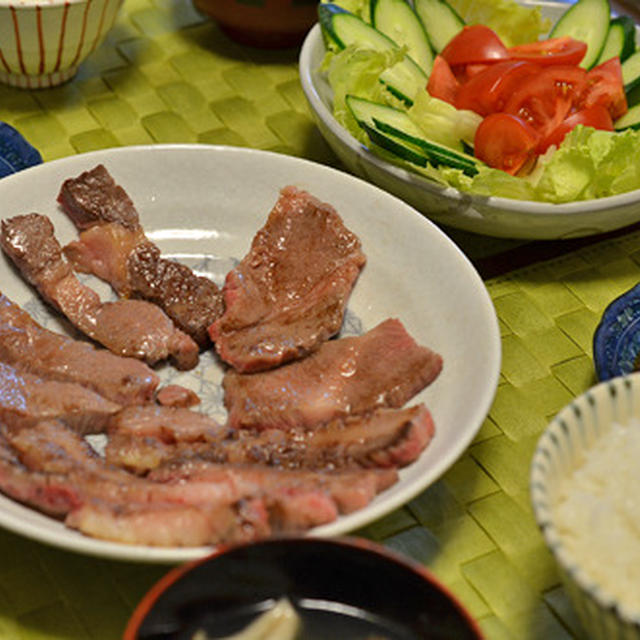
[0,123,42,178]
[593,283,640,381]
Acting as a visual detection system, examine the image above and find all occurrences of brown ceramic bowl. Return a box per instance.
[194,0,318,48]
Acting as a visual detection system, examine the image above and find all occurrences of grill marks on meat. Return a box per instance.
[209,186,366,373]
[0,214,199,370]
[0,292,159,405]
[58,164,224,348]
[224,318,443,431]
[127,243,224,348]
[104,404,435,474]
[0,362,121,434]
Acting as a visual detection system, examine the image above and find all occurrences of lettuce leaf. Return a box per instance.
[447,0,551,46]
[324,46,407,143]
[408,92,481,151]
[433,127,640,203]
[529,126,640,203]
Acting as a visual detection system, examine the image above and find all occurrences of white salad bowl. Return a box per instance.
[531,373,640,640]
[299,0,640,239]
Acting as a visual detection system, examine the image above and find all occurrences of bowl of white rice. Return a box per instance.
[531,373,640,640]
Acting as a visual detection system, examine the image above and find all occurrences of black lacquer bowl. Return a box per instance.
[124,537,484,640]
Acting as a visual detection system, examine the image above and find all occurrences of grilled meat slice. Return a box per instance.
[65,501,257,547]
[149,459,398,519]
[0,213,198,369]
[0,419,364,543]
[105,404,434,474]
[224,318,443,431]
[59,164,224,347]
[0,362,121,434]
[57,162,140,231]
[0,292,159,405]
[1,421,268,544]
[209,186,366,373]
[127,243,224,348]
[0,433,81,516]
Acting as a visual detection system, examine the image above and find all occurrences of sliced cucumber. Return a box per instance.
[549,0,611,69]
[596,15,637,65]
[614,102,640,130]
[346,95,479,175]
[413,0,465,53]
[622,49,640,95]
[319,4,428,105]
[371,0,434,73]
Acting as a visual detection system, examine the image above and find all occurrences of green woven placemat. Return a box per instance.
[0,1,635,639]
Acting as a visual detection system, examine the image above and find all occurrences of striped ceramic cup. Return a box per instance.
[0,0,124,89]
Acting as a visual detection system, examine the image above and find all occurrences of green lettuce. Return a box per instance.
[529,126,640,203]
[324,46,408,143]
[408,92,481,151]
[447,0,551,46]
[427,127,640,203]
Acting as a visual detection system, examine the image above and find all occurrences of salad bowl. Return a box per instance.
[299,0,640,239]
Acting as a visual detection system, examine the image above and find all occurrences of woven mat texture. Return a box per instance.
[0,1,636,639]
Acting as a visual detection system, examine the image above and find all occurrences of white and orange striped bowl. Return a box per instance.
[0,0,123,89]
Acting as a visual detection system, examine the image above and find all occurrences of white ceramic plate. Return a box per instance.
[299,0,640,240]
[0,144,500,563]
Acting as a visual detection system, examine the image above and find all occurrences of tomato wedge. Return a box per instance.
[454,60,540,116]
[474,113,540,175]
[503,65,588,139]
[441,25,509,66]
[507,36,587,67]
[426,55,460,105]
[539,104,614,152]
[580,57,627,120]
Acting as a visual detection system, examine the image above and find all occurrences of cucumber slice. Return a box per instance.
[549,0,611,69]
[413,0,465,53]
[319,4,428,105]
[371,0,434,72]
[622,49,640,95]
[614,102,640,130]
[596,15,637,65]
[346,95,479,175]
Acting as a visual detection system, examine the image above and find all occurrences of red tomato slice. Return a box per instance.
[507,36,587,66]
[454,60,541,116]
[426,55,460,105]
[441,25,509,66]
[474,113,541,175]
[503,65,588,139]
[539,104,614,152]
[580,57,628,120]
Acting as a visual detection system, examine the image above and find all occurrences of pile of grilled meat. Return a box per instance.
[0,166,442,547]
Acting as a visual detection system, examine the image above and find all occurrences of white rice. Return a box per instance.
[555,419,640,617]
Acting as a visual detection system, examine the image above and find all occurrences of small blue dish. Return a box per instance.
[0,122,42,178]
[593,283,640,381]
